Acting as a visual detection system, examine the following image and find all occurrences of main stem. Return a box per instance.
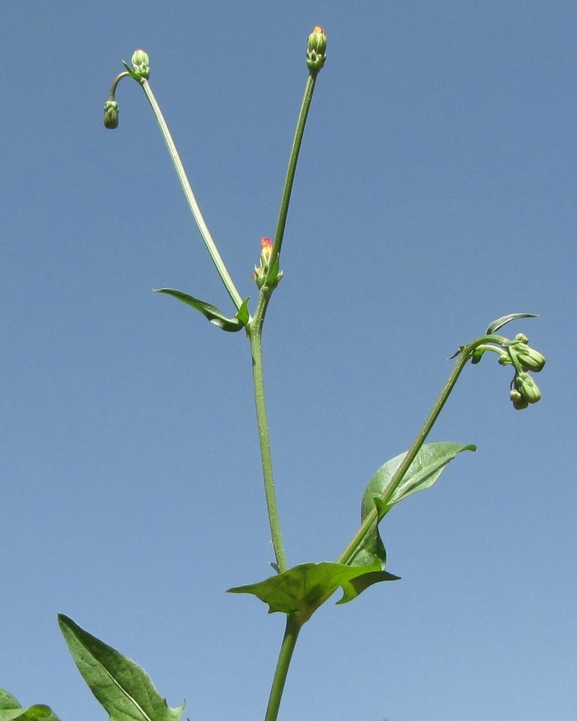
[248,70,322,572]
[264,615,302,721]
[249,316,287,574]
[139,79,244,311]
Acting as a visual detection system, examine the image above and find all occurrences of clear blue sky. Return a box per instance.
[1,3,575,720]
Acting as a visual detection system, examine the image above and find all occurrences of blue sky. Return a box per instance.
[1,2,576,720]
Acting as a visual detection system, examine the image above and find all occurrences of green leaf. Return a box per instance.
[228,561,399,624]
[0,689,21,721]
[0,692,61,721]
[10,707,61,721]
[58,615,185,721]
[0,690,21,711]
[354,442,476,568]
[154,288,249,332]
[486,313,537,334]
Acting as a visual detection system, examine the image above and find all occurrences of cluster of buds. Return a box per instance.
[253,238,283,290]
[306,26,327,73]
[498,334,546,410]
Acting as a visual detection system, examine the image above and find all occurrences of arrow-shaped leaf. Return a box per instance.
[154,288,249,332]
[228,561,399,624]
[58,615,185,721]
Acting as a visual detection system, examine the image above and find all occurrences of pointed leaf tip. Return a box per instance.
[58,614,185,721]
[486,313,538,335]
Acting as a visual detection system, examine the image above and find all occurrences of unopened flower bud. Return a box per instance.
[513,333,529,345]
[510,389,529,410]
[131,49,150,79]
[514,346,546,373]
[253,238,273,289]
[103,100,119,129]
[514,371,541,404]
[306,26,327,73]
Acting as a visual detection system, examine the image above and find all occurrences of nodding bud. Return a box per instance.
[306,26,327,73]
[514,371,542,404]
[514,345,546,373]
[103,100,119,129]
[131,49,150,79]
[510,388,529,410]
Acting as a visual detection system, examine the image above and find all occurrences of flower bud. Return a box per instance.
[131,49,150,79]
[103,100,119,129]
[513,333,529,345]
[514,371,541,404]
[514,345,546,373]
[253,238,273,289]
[510,389,529,410]
[306,26,327,73]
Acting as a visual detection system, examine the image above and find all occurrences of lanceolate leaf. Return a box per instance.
[228,562,399,624]
[154,288,249,332]
[58,615,185,721]
[353,442,476,569]
[486,313,537,334]
[0,691,61,721]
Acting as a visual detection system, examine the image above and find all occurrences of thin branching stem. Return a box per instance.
[139,79,244,311]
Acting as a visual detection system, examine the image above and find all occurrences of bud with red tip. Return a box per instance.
[306,26,327,73]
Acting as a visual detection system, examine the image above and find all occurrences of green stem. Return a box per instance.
[338,336,496,566]
[264,615,302,721]
[246,69,322,570]
[256,71,319,318]
[138,79,244,311]
[249,317,287,574]
[108,71,131,100]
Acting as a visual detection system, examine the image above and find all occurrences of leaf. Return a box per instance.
[10,707,61,721]
[353,442,476,568]
[0,689,22,721]
[154,288,249,332]
[486,313,537,334]
[0,692,61,721]
[228,561,399,624]
[0,690,20,711]
[58,615,185,721]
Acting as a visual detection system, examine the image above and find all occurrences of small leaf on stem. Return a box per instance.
[154,288,248,332]
[486,313,538,334]
[353,442,476,569]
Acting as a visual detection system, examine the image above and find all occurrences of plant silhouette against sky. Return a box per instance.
[0,26,546,721]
